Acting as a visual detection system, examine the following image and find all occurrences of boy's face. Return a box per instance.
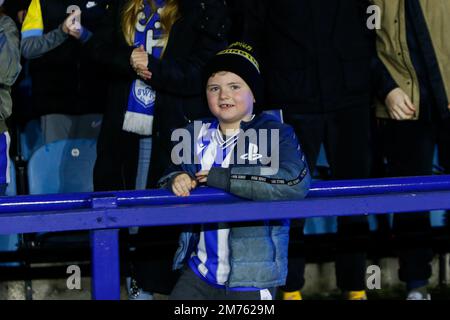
[206,71,254,128]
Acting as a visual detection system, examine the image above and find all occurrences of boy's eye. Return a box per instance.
[230,85,240,90]
[208,86,219,92]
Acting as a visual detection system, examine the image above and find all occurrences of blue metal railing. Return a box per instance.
[2,174,450,213]
[0,175,450,299]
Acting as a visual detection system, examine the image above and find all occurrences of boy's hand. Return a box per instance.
[195,170,210,184]
[172,173,197,197]
[385,87,416,120]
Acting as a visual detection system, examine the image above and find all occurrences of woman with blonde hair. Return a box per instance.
[84,0,230,298]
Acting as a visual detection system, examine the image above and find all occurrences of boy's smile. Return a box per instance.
[218,103,235,109]
[206,71,255,132]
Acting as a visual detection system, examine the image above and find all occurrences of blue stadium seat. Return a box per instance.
[305,143,334,235]
[262,109,284,123]
[430,146,446,227]
[316,144,329,168]
[27,139,97,194]
[26,139,97,248]
[5,159,16,196]
[430,211,446,227]
[304,216,337,235]
[303,215,380,235]
[0,233,20,267]
[20,119,44,162]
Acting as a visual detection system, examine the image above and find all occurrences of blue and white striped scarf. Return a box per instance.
[122,0,164,136]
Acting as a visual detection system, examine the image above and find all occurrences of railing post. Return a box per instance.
[90,197,121,300]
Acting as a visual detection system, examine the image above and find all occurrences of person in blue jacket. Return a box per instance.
[158,42,311,300]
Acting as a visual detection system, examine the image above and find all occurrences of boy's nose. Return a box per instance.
[219,88,230,99]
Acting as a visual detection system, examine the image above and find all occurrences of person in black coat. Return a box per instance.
[3,0,30,25]
[242,0,375,299]
[84,0,229,297]
[223,0,244,42]
[21,0,110,143]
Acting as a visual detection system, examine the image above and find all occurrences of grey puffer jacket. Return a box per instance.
[0,14,21,132]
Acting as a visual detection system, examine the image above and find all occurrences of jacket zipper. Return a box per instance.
[225,228,232,295]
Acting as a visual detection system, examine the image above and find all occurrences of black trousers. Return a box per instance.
[378,116,450,283]
[170,266,277,300]
[282,106,371,292]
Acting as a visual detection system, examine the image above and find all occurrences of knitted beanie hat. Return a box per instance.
[205,42,263,104]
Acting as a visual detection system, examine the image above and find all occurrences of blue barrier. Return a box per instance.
[0,175,449,299]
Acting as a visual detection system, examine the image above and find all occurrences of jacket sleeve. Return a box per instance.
[368,0,398,101]
[0,16,22,86]
[145,0,230,96]
[20,0,69,59]
[21,25,68,59]
[372,53,399,101]
[207,124,311,201]
[157,166,191,190]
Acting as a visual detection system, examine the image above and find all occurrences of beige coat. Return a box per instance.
[373,0,450,119]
